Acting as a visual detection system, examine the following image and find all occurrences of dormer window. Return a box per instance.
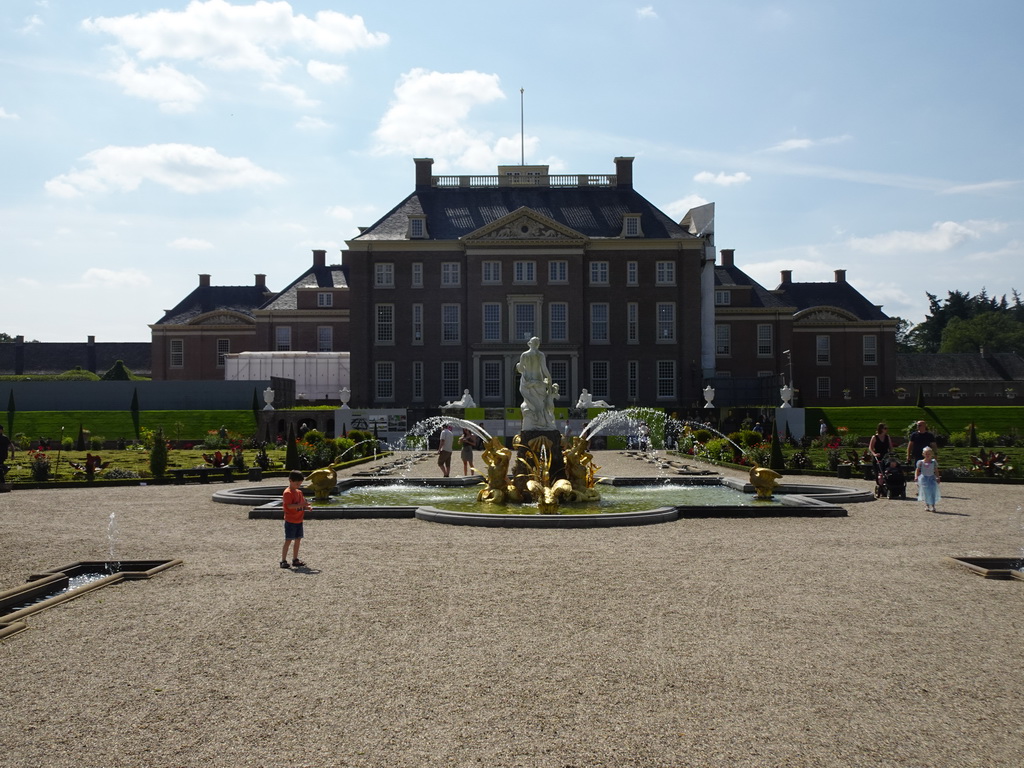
[408,215,428,239]
[622,214,643,238]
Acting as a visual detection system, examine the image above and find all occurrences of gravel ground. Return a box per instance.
[1,453,1022,768]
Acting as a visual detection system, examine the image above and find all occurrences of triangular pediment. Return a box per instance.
[794,307,859,323]
[463,207,588,244]
[190,311,254,326]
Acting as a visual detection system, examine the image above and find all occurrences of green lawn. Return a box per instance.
[808,405,1023,439]
[6,410,260,444]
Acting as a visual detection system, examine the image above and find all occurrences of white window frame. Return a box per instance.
[482,261,502,285]
[482,360,503,400]
[627,360,639,400]
[657,360,676,399]
[483,302,502,342]
[275,327,291,351]
[411,361,424,401]
[441,304,461,344]
[715,324,730,356]
[375,361,394,401]
[590,303,609,343]
[627,302,639,344]
[317,292,333,307]
[411,262,423,288]
[216,338,229,367]
[317,326,332,352]
[170,339,184,368]
[656,303,675,342]
[626,261,638,286]
[817,376,831,398]
[863,335,878,365]
[548,260,568,284]
[549,360,569,401]
[757,324,773,357]
[715,290,730,306]
[622,214,643,237]
[374,263,394,288]
[589,261,609,286]
[816,335,831,365]
[441,262,461,286]
[514,261,536,284]
[441,361,461,402]
[512,301,537,342]
[412,304,423,345]
[590,361,610,399]
[375,304,394,345]
[656,261,675,286]
[548,302,568,342]
[863,376,878,397]
[408,216,427,239]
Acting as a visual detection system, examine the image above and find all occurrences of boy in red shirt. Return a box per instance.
[281,470,312,568]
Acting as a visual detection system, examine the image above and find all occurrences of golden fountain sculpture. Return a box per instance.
[748,463,783,500]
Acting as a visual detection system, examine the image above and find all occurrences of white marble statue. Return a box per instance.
[442,389,476,409]
[517,336,557,431]
[576,389,614,409]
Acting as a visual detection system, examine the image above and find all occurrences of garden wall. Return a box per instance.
[0,380,272,411]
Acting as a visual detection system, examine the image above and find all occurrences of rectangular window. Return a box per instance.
[657,360,676,399]
[375,361,394,401]
[757,324,773,356]
[412,361,424,401]
[549,302,568,341]
[170,339,184,368]
[656,261,675,285]
[817,377,831,398]
[514,261,536,284]
[317,292,333,307]
[482,360,502,400]
[483,303,502,341]
[548,260,568,284]
[549,360,568,400]
[624,215,641,237]
[590,361,610,399]
[374,263,394,288]
[816,335,831,364]
[411,262,423,288]
[441,262,461,286]
[409,217,426,238]
[715,324,730,356]
[657,303,675,341]
[216,338,229,367]
[514,303,536,342]
[715,290,730,306]
[412,304,423,344]
[482,261,502,285]
[275,327,291,351]
[375,305,394,345]
[441,361,461,401]
[626,261,638,286]
[441,304,461,344]
[627,302,639,344]
[863,376,878,397]
[863,335,878,365]
[317,327,333,352]
[627,360,639,400]
[590,303,609,342]
[589,261,609,285]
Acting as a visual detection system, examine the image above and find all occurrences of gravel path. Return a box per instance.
[1,454,1022,767]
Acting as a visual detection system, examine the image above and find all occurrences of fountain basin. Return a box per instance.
[946,556,1024,580]
[0,559,183,640]
[227,475,858,528]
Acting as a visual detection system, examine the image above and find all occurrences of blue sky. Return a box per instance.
[2,0,1022,343]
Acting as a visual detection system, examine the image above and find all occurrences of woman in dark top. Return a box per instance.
[868,422,893,464]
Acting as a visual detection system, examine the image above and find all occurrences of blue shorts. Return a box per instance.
[284,521,304,540]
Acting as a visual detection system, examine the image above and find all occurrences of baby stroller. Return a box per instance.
[875,453,907,499]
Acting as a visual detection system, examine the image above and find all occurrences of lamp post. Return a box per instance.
[781,349,794,407]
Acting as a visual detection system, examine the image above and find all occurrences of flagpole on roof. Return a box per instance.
[520,88,525,165]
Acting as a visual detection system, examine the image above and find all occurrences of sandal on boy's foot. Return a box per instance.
[292,559,307,568]
[280,560,290,568]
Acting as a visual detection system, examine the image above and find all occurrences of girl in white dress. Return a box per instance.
[915,446,941,512]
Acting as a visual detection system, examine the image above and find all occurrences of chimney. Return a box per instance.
[780,270,792,285]
[255,274,266,289]
[199,274,211,287]
[414,157,434,189]
[313,250,326,267]
[834,269,846,283]
[720,249,735,267]
[614,156,634,189]
[86,335,97,373]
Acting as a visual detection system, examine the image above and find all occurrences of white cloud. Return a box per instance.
[742,258,834,287]
[79,268,152,288]
[307,60,348,84]
[105,52,207,113]
[373,68,534,169]
[44,143,285,198]
[0,107,20,120]
[663,194,709,220]
[941,179,1020,195]
[20,14,44,34]
[694,170,751,187]
[847,220,1003,255]
[82,1,387,106]
[296,115,331,131]
[637,6,658,19]
[765,135,851,153]
[169,237,214,250]
[261,81,319,108]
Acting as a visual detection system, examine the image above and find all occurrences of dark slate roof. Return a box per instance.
[0,341,151,376]
[261,265,348,311]
[155,285,273,325]
[895,352,1024,383]
[354,186,695,241]
[714,266,794,309]
[774,281,889,321]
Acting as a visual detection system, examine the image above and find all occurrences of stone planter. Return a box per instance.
[247,468,263,482]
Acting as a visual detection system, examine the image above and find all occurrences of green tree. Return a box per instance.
[130,388,140,440]
[939,313,1024,354]
[149,427,168,478]
[284,423,300,470]
[101,360,134,380]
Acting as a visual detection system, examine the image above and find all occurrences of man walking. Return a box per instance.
[906,420,937,466]
[437,424,454,477]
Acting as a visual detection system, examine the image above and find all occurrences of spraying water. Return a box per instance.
[107,511,120,573]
